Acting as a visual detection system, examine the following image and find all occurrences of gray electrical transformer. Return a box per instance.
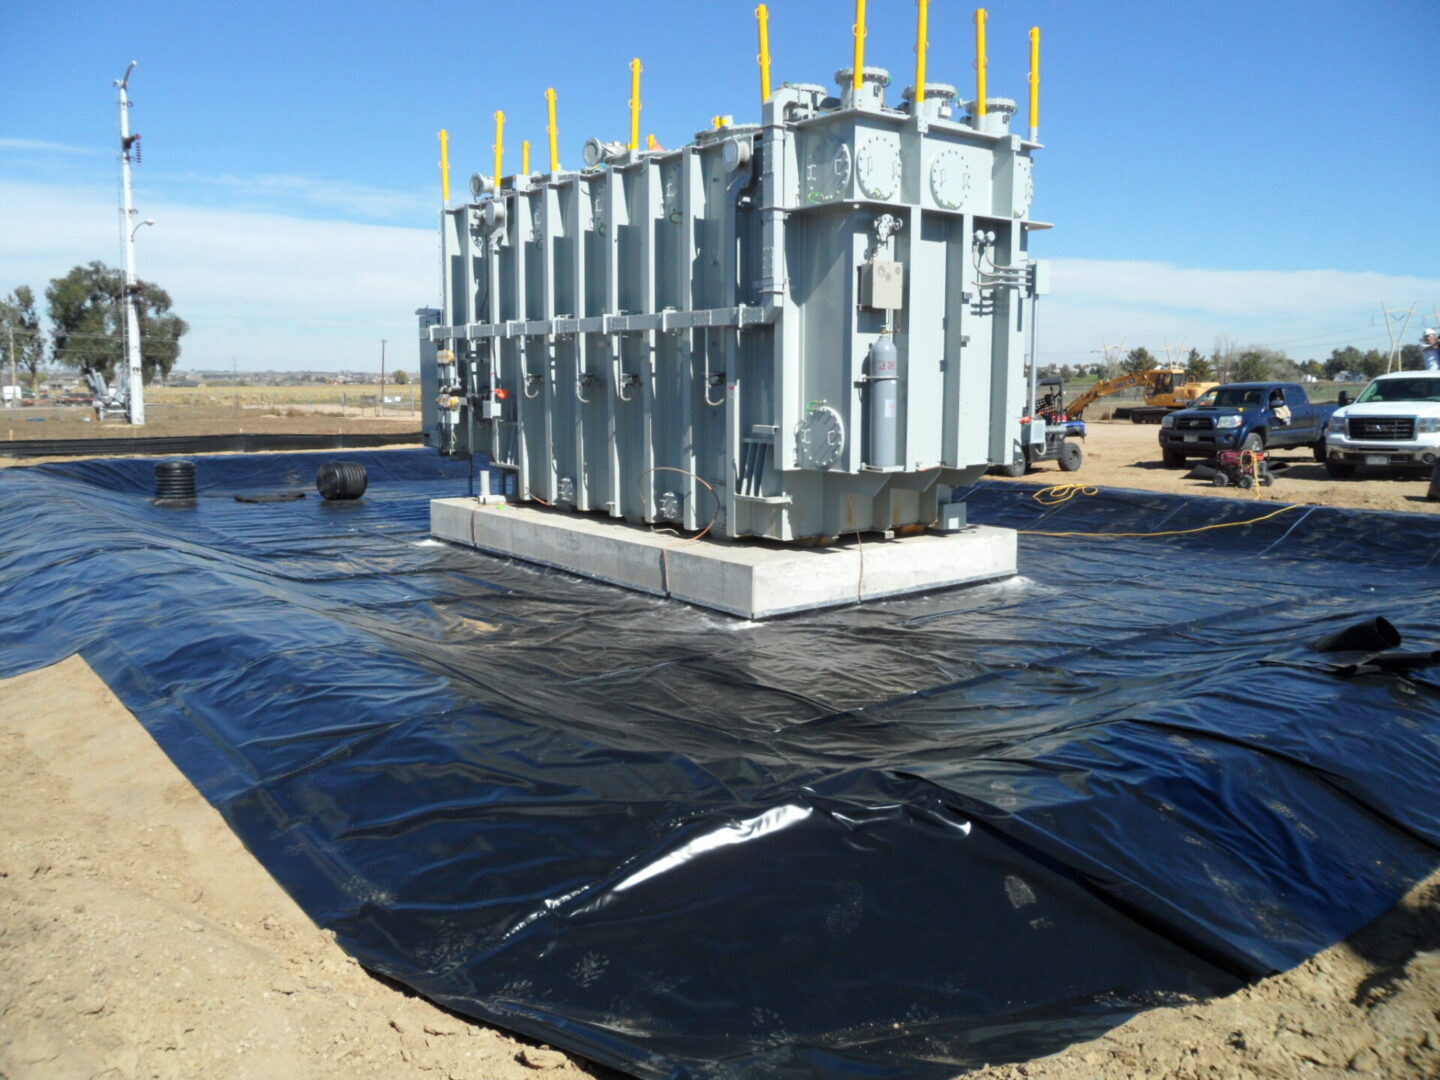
[425,67,1047,542]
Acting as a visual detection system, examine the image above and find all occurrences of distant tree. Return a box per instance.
[392,369,410,385]
[1210,337,1242,383]
[1231,351,1270,382]
[1262,350,1301,382]
[0,285,45,388]
[1399,344,1423,370]
[1058,364,1073,380]
[1325,346,1361,380]
[1185,348,1214,382]
[1121,346,1156,375]
[1357,348,1387,379]
[45,261,189,385]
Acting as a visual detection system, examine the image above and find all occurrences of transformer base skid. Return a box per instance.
[431,498,1016,620]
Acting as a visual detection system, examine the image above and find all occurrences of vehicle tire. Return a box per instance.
[1240,432,1264,453]
[1211,473,1229,487]
[1311,438,1327,463]
[996,459,1027,478]
[1325,461,1356,479]
[1162,449,1187,468]
[1238,475,1255,490]
[1058,442,1084,472]
[1261,475,1275,487]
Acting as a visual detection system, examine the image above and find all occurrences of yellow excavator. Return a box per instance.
[1062,369,1218,424]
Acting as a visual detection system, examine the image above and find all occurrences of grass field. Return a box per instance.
[145,383,421,411]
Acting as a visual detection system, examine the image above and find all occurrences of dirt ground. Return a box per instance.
[994,419,1439,515]
[968,897,1440,1080]
[2,658,1437,1080]
[0,404,420,445]
[0,657,608,1080]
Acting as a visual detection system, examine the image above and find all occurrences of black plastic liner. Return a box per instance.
[1,450,1437,1080]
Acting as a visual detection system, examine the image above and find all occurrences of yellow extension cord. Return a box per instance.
[1022,483,1304,538]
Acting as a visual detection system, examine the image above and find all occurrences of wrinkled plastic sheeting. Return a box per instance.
[1,451,1438,1080]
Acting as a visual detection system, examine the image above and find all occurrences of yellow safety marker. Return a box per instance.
[975,8,989,115]
[522,139,530,176]
[493,110,505,191]
[755,4,772,103]
[1029,26,1041,139]
[629,58,643,152]
[914,0,929,103]
[853,0,867,88]
[545,88,560,172]
[647,133,659,151]
[437,129,450,204]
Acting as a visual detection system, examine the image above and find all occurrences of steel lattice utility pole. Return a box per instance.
[1380,302,1414,374]
[115,61,148,425]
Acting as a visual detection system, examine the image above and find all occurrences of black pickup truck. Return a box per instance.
[1157,381,1338,467]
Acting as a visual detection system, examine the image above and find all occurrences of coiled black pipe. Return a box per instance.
[316,461,368,501]
[1311,616,1401,653]
[154,460,197,502]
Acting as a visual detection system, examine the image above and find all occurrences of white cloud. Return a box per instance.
[0,137,96,155]
[173,172,434,223]
[1041,260,1440,364]
[1,176,1436,372]
[0,178,435,370]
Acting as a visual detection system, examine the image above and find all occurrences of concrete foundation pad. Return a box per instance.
[431,498,1017,620]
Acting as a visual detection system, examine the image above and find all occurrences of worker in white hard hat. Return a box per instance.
[1423,329,1440,371]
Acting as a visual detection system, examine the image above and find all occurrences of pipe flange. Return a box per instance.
[834,66,891,88]
[901,82,958,102]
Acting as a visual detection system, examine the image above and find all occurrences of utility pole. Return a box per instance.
[1380,302,1414,374]
[115,61,148,426]
[6,324,16,409]
[379,339,387,416]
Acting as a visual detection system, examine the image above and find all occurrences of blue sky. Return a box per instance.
[2,0,1437,370]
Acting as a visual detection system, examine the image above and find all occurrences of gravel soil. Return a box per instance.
[996,420,1438,515]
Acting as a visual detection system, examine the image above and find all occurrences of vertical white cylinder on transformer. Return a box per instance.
[868,335,899,467]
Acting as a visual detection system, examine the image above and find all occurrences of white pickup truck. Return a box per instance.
[1324,370,1440,477]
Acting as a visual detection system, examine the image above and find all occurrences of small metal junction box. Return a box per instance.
[858,260,904,311]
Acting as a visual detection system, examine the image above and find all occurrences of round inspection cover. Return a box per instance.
[807,138,851,204]
[930,149,971,210]
[857,137,901,200]
[796,405,846,470]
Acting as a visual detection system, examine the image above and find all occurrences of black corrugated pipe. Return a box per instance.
[1311,617,1401,653]
[154,460,197,503]
[1336,650,1440,677]
[316,461,369,501]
